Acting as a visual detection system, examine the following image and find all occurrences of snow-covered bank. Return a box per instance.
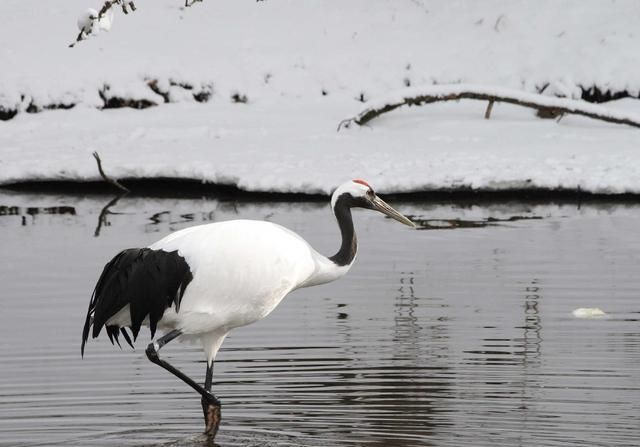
[1,0,639,117]
[2,0,640,195]
[2,99,639,195]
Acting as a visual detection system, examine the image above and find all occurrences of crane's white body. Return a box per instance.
[108,219,352,364]
[83,179,415,440]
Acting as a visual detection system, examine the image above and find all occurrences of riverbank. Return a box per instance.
[2,0,639,196]
[2,99,640,195]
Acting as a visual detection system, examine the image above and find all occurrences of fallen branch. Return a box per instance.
[338,84,640,130]
[92,151,130,193]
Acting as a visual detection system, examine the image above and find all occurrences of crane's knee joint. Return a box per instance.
[145,341,160,362]
[202,392,222,407]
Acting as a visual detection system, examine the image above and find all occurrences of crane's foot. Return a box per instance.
[201,393,221,439]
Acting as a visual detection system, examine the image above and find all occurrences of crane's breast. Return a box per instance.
[149,220,317,330]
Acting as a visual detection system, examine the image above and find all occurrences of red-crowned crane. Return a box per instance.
[81,179,415,439]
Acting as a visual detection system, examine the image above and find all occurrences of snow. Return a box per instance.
[76,8,114,37]
[1,0,640,194]
[1,0,640,110]
[76,9,97,35]
[2,98,640,194]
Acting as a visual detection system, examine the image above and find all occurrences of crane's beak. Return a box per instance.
[371,195,416,228]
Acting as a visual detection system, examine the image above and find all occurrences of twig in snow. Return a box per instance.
[338,84,640,130]
[92,151,130,193]
[336,119,352,132]
[494,14,505,32]
[484,100,495,119]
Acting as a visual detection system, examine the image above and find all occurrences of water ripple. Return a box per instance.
[0,196,639,446]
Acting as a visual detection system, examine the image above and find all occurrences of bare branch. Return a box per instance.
[92,151,130,193]
[70,1,137,47]
[340,85,640,130]
[97,0,132,19]
[69,30,86,48]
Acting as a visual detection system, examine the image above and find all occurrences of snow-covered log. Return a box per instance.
[338,84,640,130]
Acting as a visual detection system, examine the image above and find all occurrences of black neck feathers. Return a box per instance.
[329,194,358,267]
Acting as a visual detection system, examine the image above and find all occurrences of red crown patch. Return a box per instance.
[352,179,371,188]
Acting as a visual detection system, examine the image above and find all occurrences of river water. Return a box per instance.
[0,191,638,447]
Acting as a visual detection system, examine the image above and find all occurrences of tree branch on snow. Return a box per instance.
[70,0,266,46]
[337,84,640,131]
[92,151,130,193]
[69,1,136,47]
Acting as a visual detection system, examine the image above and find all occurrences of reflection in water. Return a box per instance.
[522,279,542,365]
[95,193,126,236]
[412,215,543,231]
[382,271,447,445]
[513,279,544,447]
[145,211,199,233]
[394,271,422,353]
[0,204,76,216]
[1,193,640,447]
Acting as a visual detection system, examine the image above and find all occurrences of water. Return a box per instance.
[0,191,639,447]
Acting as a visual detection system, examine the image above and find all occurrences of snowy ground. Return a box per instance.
[1,0,639,194]
[2,98,639,194]
[2,0,639,111]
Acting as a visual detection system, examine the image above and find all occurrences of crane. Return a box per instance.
[81,179,415,439]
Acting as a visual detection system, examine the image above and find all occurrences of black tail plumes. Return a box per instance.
[81,248,193,356]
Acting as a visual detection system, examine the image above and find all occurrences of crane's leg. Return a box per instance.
[202,361,221,438]
[145,330,222,438]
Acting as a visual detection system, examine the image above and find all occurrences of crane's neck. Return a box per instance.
[297,194,358,289]
[329,198,357,267]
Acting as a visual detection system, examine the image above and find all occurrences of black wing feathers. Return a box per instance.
[81,248,193,356]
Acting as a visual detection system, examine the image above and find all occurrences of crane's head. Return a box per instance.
[331,179,416,228]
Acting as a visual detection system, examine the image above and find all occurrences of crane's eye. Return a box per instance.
[366,189,375,199]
